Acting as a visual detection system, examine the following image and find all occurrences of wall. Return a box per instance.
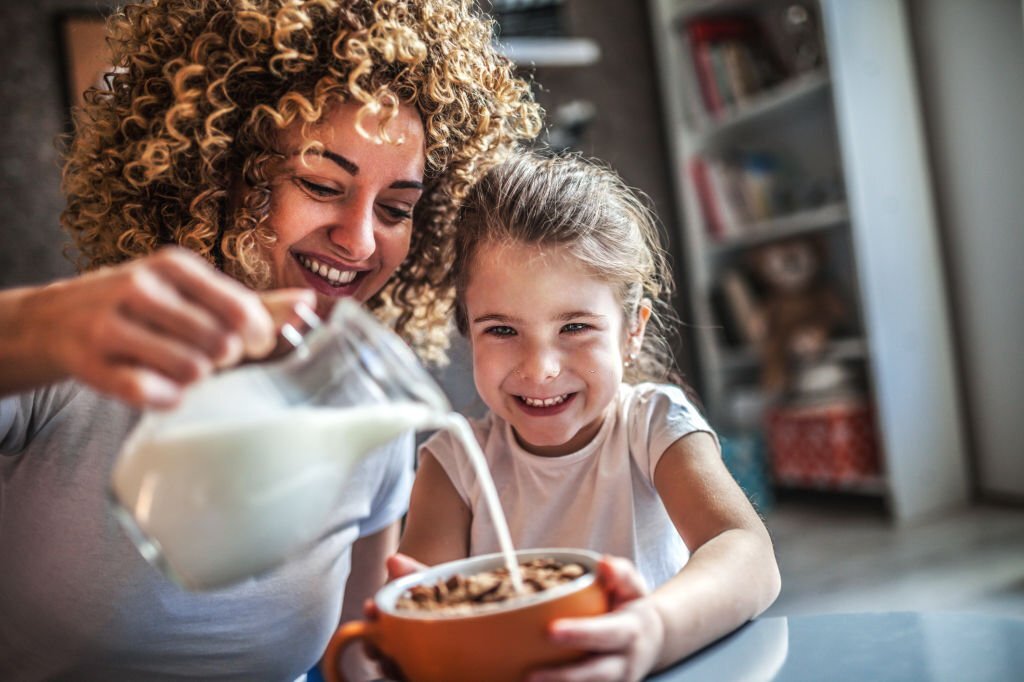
[534,0,680,272]
[0,1,109,286]
[907,0,1024,499]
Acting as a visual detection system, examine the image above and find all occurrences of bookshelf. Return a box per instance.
[648,0,969,522]
[707,201,848,256]
[690,69,830,147]
[496,37,601,67]
[488,1,601,68]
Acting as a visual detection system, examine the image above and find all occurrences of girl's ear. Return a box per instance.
[627,298,653,354]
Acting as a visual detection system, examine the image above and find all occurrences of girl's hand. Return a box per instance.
[15,247,313,408]
[526,556,664,682]
[385,552,428,582]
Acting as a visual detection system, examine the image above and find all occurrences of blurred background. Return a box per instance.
[2,0,1022,617]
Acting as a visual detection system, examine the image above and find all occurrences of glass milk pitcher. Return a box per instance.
[109,299,450,591]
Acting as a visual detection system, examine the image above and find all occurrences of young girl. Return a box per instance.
[397,150,781,681]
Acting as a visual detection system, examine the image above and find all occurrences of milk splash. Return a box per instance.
[439,413,524,593]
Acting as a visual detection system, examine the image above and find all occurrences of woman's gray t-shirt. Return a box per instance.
[0,382,413,681]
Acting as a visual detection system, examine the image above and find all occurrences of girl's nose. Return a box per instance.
[327,200,376,262]
[517,346,561,383]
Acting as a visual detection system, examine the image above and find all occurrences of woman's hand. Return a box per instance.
[1,247,314,408]
[526,556,664,682]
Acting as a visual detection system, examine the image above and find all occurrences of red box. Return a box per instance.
[766,401,881,487]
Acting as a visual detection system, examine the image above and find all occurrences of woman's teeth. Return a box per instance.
[299,255,357,285]
[522,394,569,407]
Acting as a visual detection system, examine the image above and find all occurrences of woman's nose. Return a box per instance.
[327,200,376,261]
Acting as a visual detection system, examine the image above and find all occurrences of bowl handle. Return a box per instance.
[321,620,371,682]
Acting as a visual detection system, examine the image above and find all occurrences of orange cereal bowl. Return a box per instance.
[322,548,609,682]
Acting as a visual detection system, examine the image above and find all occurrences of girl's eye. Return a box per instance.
[561,322,591,334]
[484,325,516,337]
[295,177,339,198]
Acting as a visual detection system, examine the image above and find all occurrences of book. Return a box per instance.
[705,157,746,236]
[683,15,785,116]
[688,157,724,239]
[691,39,723,114]
[685,18,751,115]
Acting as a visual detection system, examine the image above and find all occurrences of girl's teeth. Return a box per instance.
[523,394,568,407]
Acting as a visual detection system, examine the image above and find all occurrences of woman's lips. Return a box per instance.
[293,253,364,296]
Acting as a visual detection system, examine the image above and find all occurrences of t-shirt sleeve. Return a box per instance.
[627,383,719,481]
[417,426,477,508]
[0,394,22,454]
[0,385,81,455]
[360,430,416,537]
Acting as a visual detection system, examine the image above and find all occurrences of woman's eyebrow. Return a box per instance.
[318,149,358,175]
[306,149,424,190]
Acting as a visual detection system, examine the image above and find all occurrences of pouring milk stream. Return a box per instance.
[109,300,523,592]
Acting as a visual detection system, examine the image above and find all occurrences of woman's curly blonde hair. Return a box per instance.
[60,0,542,362]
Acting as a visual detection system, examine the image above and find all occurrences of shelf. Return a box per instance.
[718,336,868,372]
[691,70,831,148]
[707,201,849,256]
[496,37,601,67]
[773,473,888,496]
[673,0,765,23]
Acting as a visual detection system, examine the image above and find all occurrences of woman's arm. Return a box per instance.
[323,520,402,682]
[341,521,401,624]
[396,448,472,566]
[0,248,310,408]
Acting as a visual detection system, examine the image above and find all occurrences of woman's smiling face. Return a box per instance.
[263,102,426,317]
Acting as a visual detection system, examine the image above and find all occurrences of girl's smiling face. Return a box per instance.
[263,102,426,317]
[465,240,644,456]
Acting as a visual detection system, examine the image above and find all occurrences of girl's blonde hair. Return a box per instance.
[60,0,541,362]
[452,149,682,384]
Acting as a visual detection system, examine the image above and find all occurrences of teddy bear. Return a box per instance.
[743,235,848,396]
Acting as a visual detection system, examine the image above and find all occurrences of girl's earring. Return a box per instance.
[624,352,637,369]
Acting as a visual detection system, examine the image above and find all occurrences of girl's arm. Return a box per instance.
[396,448,472,566]
[530,431,781,682]
[645,431,781,667]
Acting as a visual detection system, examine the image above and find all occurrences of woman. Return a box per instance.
[0,1,540,679]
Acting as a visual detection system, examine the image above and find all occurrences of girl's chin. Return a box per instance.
[511,427,579,456]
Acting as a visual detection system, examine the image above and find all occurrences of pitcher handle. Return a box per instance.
[280,302,322,354]
[321,620,372,682]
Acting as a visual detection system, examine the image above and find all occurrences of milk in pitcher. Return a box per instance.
[111,403,439,590]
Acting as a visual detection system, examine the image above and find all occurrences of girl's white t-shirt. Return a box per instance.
[421,382,717,589]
